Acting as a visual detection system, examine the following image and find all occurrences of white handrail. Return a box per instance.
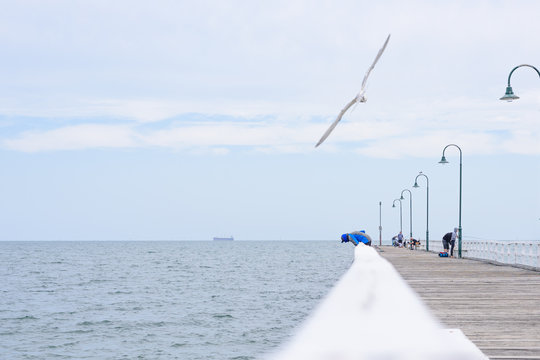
[463,240,539,270]
[422,239,539,270]
[266,245,487,360]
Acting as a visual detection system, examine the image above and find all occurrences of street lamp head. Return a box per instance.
[500,86,520,102]
[392,203,396,208]
[439,155,449,164]
[400,195,404,200]
[413,181,419,188]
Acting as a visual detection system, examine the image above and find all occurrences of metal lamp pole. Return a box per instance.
[379,201,382,246]
[500,64,540,101]
[392,198,402,235]
[439,144,463,258]
[413,172,429,251]
[400,189,413,240]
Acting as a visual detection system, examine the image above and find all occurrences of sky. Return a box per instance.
[1,0,539,241]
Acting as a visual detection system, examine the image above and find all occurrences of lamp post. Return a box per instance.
[500,64,540,101]
[392,198,402,235]
[413,172,429,251]
[379,201,382,246]
[439,144,462,258]
[400,189,413,240]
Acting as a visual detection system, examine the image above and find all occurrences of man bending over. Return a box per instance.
[341,230,372,246]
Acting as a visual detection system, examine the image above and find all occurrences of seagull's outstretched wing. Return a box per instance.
[360,34,391,92]
[315,34,391,148]
[315,97,356,148]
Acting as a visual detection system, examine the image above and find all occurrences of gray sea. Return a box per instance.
[0,241,353,360]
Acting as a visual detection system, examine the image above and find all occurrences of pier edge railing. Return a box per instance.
[425,239,540,271]
[267,245,488,360]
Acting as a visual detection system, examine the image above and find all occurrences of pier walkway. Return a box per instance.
[378,246,540,360]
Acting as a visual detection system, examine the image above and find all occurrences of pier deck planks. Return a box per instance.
[377,246,540,360]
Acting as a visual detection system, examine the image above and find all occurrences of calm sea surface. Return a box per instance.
[0,241,353,360]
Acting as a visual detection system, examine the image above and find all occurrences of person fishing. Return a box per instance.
[341,230,372,246]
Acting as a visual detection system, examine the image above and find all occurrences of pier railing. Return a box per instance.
[425,239,540,271]
[463,240,539,271]
[267,244,487,360]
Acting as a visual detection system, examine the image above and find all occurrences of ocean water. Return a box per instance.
[0,241,353,360]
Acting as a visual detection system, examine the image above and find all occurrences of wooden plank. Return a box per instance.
[377,246,540,359]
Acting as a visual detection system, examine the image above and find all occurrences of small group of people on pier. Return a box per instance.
[339,227,458,258]
[390,232,420,250]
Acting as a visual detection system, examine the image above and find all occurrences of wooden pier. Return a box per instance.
[378,246,540,360]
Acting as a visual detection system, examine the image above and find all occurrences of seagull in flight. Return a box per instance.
[315,34,391,148]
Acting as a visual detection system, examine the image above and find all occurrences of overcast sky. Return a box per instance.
[1,0,539,241]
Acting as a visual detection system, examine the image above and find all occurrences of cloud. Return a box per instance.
[0,96,338,124]
[3,124,137,152]
[3,102,539,157]
[1,1,539,157]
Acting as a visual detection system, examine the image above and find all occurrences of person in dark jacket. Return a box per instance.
[341,230,372,246]
[442,229,456,257]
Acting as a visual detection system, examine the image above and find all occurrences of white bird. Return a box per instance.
[315,34,391,148]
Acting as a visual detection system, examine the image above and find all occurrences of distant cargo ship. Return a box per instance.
[213,236,234,241]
